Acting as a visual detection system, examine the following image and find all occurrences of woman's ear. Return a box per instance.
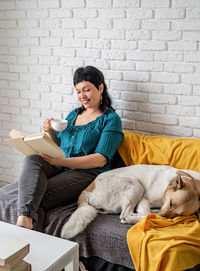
[99,83,104,94]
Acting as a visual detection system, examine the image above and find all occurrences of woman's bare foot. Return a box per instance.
[16,215,33,229]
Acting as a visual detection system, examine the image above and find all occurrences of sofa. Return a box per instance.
[1,130,200,271]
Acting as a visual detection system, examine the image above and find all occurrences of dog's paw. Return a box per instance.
[120,217,127,224]
[121,214,145,224]
[121,216,133,224]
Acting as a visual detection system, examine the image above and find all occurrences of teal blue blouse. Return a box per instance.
[58,109,124,173]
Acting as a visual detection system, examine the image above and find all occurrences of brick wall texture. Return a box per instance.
[0,0,200,182]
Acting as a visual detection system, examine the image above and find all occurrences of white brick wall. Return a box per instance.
[0,0,200,183]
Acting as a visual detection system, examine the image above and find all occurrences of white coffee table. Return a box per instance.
[0,221,79,271]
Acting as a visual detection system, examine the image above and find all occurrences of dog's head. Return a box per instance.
[158,171,200,219]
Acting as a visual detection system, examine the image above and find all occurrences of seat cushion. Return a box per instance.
[43,204,134,269]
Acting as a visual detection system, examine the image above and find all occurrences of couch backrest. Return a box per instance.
[118,130,200,172]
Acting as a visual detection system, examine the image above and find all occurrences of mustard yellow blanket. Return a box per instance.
[127,214,200,271]
[118,130,200,172]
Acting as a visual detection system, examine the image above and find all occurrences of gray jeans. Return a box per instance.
[17,154,99,223]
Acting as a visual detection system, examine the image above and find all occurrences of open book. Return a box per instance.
[6,129,65,158]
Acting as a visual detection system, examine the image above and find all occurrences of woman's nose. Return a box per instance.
[80,92,86,99]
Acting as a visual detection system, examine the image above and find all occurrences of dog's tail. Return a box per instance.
[61,203,97,239]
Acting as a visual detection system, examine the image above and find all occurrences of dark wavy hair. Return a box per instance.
[73,66,114,113]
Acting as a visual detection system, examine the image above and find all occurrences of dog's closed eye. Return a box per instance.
[169,199,173,208]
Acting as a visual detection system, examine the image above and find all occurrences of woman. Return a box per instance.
[16,66,124,230]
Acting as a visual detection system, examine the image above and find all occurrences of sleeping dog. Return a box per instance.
[61,165,200,239]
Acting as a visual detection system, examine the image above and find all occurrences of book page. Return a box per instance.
[9,129,24,139]
[24,132,44,139]
[6,138,38,156]
[24,133,65,158]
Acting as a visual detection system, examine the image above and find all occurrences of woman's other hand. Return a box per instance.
[43,118,53,132]
[40,153,62,166]
[40,153,106,169]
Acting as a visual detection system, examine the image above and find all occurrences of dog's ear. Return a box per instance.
[177,170,200,196]
[174,175,184,190]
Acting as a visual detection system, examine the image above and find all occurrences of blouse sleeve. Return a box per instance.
[94,113,124,162]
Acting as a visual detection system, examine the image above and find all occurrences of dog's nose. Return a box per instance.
[158,210,172,218]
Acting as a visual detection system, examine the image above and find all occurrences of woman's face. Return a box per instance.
[75,81,104,110]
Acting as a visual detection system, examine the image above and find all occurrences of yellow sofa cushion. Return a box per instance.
[118,130,200,172]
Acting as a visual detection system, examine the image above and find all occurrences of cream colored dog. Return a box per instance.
[61,165,200,239]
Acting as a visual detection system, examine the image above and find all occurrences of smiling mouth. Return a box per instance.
[82,99,90,104]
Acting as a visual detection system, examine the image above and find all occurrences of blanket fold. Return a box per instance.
[127,214,200,271]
